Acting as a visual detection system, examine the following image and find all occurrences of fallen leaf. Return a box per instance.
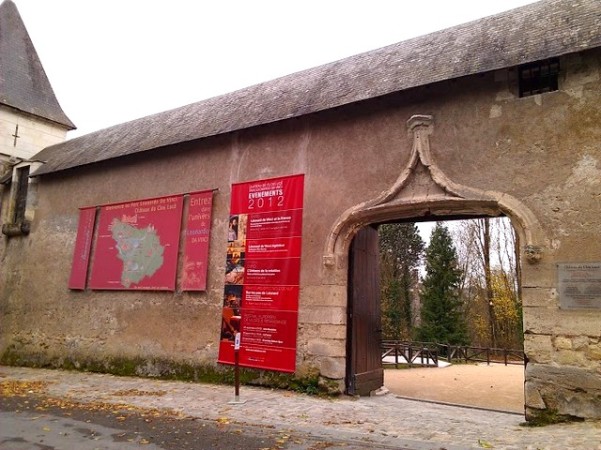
[0,381,49,396]
[478,439,494,448]
[113,389,166,397]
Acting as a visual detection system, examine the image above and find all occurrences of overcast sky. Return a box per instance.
[16,0,538,138]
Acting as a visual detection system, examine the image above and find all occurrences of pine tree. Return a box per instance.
[379,223,425,340]
[417,223,468,345]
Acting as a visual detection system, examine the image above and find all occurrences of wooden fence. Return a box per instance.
[381,341,439,368]
[382,340,525,368]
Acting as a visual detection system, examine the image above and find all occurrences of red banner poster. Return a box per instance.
[245,210,303,240]
[218,344,297,373]
[219,174,304,373]
[245,236,302,259]
[89,195,184,291]
[181,191,213,291]
[242,285,300,311]
[68,207,97,290]
[244,258,301,286]
[240,309,298,347]
[229,175,304,214]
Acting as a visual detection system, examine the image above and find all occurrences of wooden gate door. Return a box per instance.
[346,225,383,396]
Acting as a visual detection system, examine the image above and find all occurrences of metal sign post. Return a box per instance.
[228,332,246,404]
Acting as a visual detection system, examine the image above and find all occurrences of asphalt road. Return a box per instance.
[0,393,404,450]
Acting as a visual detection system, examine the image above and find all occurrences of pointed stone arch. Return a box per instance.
[323,114,546,270]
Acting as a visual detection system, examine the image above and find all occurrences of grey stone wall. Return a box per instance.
[1,48,600,419]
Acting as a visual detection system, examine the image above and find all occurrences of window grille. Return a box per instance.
[519,58,559,97]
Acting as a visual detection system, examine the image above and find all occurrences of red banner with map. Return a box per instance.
[218,174,304,373]
[89,195,184,290]
[181,191,214,291]
[68,207,97,290]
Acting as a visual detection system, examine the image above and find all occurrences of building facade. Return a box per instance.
[1,0,600,420]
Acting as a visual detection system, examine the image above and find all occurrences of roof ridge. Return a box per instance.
[33,0,601,176]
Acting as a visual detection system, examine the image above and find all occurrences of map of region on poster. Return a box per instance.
[110,220,164,287]
[89,195,183,291]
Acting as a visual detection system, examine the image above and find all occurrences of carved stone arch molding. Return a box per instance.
[323,114,546,269]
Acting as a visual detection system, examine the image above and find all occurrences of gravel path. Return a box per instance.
[384,363,525,413]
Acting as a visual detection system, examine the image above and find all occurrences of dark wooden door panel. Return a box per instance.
[347,225,383,395]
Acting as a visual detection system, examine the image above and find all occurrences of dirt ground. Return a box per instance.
[384,363,525,413]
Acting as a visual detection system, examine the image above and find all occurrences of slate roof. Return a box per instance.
[33,0,601,176]
[0,0,75,129]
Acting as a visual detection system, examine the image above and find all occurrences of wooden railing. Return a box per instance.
[382,340,525,368]
[381,341,438,368]
[438,343,525,366]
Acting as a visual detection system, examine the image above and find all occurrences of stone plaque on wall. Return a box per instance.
[558,263,601,310]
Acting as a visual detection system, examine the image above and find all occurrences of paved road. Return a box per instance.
[1,393,279,450]
[0,391,406,450]
[1,366,600,449]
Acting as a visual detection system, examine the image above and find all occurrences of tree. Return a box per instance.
[453,218,522,348]
[417,223,468,345]
[379,223,425,340]
[489,270,522,348]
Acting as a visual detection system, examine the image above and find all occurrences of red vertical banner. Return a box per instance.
[181,191,214,291]
[218,174,304,373]
[68,207,97,290]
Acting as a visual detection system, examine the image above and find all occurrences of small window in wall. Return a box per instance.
[519,58,559,97]
[13,166,30,223]
[1,164,32,237]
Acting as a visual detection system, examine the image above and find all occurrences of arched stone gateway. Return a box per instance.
[324,115,545,263]
[322,115,573,420]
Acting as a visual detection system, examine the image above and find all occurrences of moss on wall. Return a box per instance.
[523,407,584,427]
[0,345,338,396]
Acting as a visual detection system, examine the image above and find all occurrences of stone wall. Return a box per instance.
[1,48,601,419]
